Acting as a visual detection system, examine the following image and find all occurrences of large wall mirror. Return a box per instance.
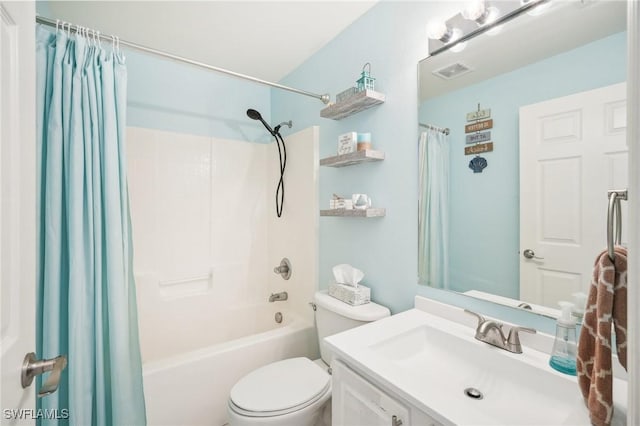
[418,0,627,317]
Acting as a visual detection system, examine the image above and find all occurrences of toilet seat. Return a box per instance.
[229,357,330,418]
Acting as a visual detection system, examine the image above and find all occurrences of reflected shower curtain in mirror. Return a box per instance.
[418,129,450,289]
[36,27,146,425]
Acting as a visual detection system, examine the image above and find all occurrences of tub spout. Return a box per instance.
[269,292,288,302]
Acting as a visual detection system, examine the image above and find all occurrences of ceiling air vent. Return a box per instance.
[432,62,473,80]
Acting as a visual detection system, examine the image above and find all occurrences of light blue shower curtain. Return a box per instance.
[36,26,146,425]
[418,129,450,289]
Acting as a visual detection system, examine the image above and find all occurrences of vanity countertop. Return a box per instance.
[325,306,627,425]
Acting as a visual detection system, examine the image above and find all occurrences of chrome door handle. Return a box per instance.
[21,352,67,397]
[523,249,543,260]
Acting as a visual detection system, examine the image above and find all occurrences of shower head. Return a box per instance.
[246,108,262,121]
[246,108,275,136]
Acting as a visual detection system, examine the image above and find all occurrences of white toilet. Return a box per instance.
[227,291,390,426]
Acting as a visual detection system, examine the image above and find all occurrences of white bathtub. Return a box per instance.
[142,307,319,426]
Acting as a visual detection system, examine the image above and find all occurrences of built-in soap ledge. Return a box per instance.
[158,272,213,299]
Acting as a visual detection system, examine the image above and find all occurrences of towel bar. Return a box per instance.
[607,189,627,261]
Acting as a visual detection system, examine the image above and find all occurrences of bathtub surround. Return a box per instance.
[268,126,320,326]
[36,27,146,425]
[127,126,319,424]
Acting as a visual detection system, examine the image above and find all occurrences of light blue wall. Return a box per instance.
[272,3,627,333]
[126,50,272,142]
[421,32,626,301]
[272,1,427,316]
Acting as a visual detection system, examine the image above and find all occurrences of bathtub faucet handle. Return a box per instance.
[273,258,292,280]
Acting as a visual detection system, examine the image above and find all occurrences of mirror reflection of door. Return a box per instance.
[519,83,628,307]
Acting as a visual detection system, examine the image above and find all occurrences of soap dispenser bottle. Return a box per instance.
[549,301,577,375]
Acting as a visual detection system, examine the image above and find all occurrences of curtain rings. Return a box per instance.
[96,31,102,49]
[56,19,60,33]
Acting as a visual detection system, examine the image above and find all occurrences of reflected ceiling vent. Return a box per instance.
[432,62,474,80]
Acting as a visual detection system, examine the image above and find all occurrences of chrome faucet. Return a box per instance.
[269,292,288,302]
[464,310,536,354]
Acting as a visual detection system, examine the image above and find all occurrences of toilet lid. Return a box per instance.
[230,357,330,414]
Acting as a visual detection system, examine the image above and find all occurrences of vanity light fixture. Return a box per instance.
[427,0,551,56]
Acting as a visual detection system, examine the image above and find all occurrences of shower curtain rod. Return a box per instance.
[35,15,331,104]
[420,123,450,135]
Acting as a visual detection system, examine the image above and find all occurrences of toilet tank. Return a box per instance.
[314,291,390,365]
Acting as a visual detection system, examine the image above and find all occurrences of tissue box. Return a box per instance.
[328,282,370,306]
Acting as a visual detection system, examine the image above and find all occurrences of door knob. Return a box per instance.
[21,352,67,397]
[523,249,544,260]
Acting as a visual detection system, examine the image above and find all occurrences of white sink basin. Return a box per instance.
[370,324,582,425]
[325,308,627,425]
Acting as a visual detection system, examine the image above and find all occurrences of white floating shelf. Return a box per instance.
[320,208,386,218]
[320,150,385,168]
[320,90,386,120]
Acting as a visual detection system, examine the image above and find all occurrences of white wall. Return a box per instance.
[126,126,319,362]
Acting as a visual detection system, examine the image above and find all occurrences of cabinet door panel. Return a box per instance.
[332,360,409,426]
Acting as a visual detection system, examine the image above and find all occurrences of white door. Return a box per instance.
[520,83,627,307]
[1,1,36,422]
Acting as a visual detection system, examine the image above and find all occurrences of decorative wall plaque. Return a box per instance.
[465,119,493,133]
[465,131,491,144]
[465,142,494,155]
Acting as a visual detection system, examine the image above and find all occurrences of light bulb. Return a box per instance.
[461,0,486,21]
[426,19,452,42]
[482,6,500,26]
[462,1,499,26]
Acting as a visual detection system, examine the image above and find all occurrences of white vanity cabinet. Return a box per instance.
[332,360,441,426]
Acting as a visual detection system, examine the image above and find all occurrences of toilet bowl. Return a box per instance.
[227,358,331,426]
[227,291,390,425]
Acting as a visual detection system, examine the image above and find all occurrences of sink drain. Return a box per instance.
[464,387,484,400]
